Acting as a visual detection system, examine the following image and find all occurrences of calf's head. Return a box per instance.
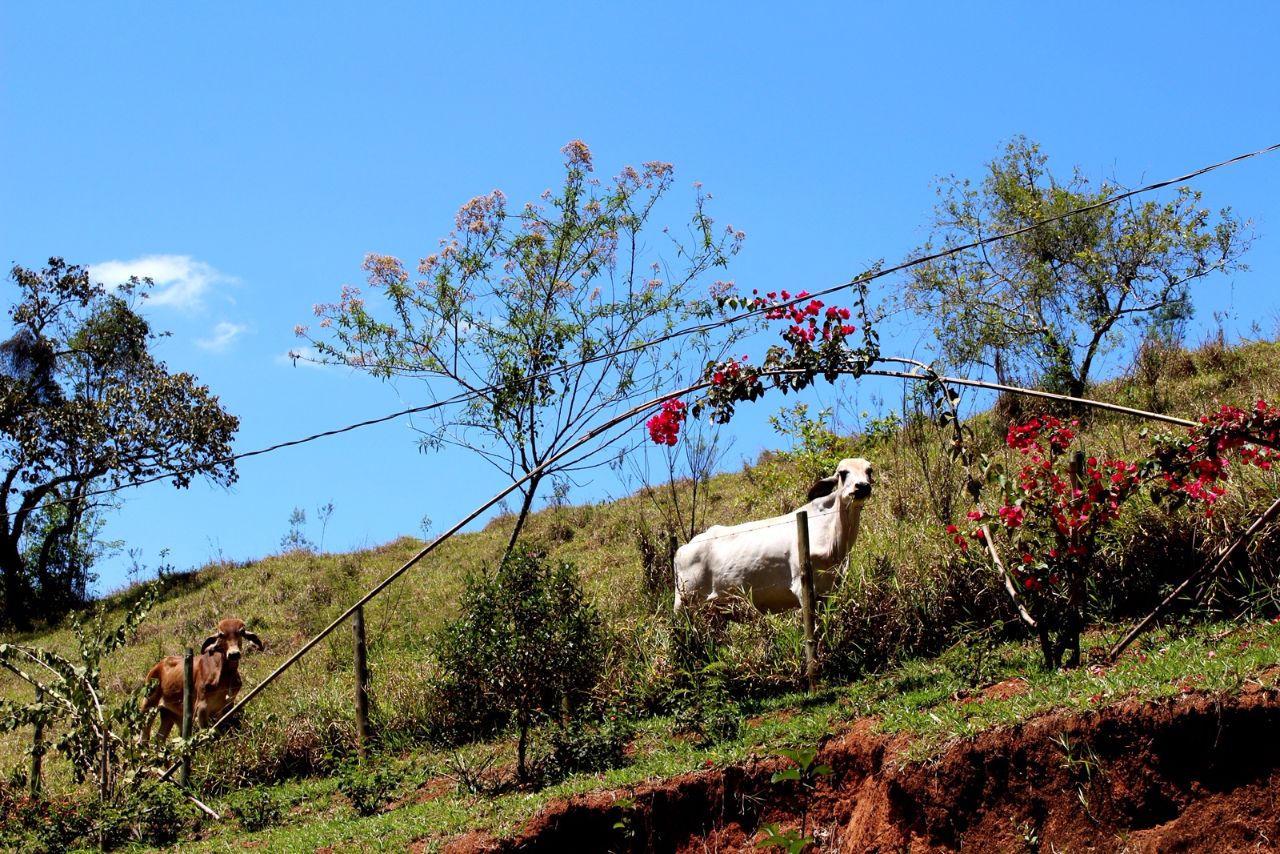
[807,457,875,504]
[200,618,264,663]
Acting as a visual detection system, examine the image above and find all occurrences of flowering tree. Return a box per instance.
[300,142,744,552]
[957,402,1279,669]
[645,280,881,450]
[955,415,1143,668]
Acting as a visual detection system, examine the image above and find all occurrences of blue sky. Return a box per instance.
[2,3,1278,593]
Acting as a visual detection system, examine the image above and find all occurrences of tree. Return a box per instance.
[20,499,117,617]
[301,141,743,552]
[903,137,1249,398]
[0,259,238,628]
[431,545,604,782]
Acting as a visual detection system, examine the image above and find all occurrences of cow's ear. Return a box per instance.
[201,634,220,653]
[808,476,837,500]
[241,629,264,651]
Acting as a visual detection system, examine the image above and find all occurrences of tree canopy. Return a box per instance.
[0,259,239,628]
[301,141,744,549]
[903,136,1249,398]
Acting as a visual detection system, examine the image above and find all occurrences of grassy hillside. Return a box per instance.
[1,338,1278,850]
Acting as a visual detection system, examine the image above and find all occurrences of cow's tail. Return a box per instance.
[672,545,690,612]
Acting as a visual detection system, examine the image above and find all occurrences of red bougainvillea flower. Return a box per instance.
[646,399,687,446]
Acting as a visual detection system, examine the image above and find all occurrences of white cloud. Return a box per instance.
[91,254,235,313]
[195,321,248,353]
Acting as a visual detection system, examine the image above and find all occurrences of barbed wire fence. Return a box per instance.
[4,141,1278,806]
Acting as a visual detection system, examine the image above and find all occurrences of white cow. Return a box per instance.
[673,458,875,613]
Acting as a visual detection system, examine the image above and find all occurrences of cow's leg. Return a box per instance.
[789,574,808,611]
[156,708,177,741]
[139,683,165,744]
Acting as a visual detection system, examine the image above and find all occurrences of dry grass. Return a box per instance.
[1,339,1278,808]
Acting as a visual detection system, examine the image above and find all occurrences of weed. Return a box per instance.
[1052,732,1105,822]
[769,744,833,844]
[232,787,285,832]
[611,795,637,847]
[758,821,813,853]
[1015,816,1041,853]
[337,762,400,816]
[443,748,500,796]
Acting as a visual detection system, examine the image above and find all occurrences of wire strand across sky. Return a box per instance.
[12,140,1280,517]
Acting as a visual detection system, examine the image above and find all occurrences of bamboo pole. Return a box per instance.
[1110,494,1280,661]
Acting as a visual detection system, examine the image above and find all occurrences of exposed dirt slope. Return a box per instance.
[444,687,1280,853]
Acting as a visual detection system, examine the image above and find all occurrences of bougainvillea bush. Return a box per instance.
[959,401,1279,669]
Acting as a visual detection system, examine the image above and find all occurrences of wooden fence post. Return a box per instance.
[353,604,371,759]
[796,510,818,692]
[29,686,43,798]
[181,648,194,787]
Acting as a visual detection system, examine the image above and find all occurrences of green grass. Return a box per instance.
[119,616,1280,852]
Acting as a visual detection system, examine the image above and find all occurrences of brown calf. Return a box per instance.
[141,618,264,743]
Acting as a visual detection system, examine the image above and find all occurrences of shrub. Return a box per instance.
[132,781,199,846]
[429,545,605,780]
[541,713,634,781]
[0,791,93,853]
[233,788,285,832]
[337,763,400,816]
[672,660,742,746]
[956,401,1280,669]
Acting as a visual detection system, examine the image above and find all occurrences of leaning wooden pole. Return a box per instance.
[1110,493,1280,661]
[156,380,713,785]
[796,510,818,693]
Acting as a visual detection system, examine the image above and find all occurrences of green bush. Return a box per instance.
[0,791,93,853]
[132,781,199,846]
[232,788,285,832]
[429,545,606,780]
[673,660,742,746]
[337,763,400,816]
[541,713,634,781]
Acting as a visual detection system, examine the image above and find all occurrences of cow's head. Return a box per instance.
[200,618,264,663]
[807,457,875,504]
